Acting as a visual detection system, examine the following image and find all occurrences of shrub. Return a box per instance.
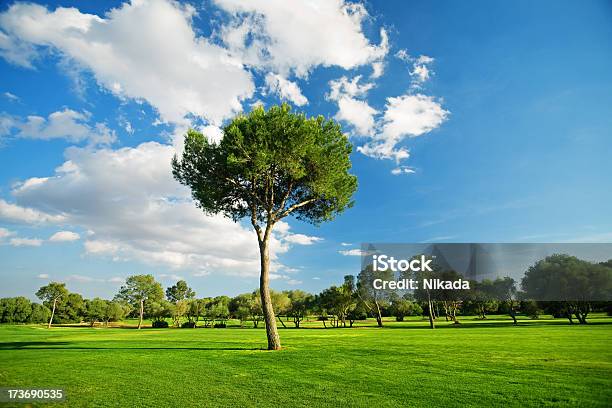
[181,321,196,328]
[152,320,169,328]
[213,323,226,328]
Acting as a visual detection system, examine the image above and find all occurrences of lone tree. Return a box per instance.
[172,104,357,349]
[115,274,164,329]
[36,282,68,328]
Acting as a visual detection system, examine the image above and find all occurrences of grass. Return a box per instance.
[0,315,611,407]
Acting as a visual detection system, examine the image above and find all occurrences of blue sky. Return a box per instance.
[0,0,611,300]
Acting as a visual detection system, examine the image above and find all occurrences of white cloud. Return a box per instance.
[5,140,318,277]
[49,230,80,242]
[411,64,430,83]
[391,166,416,175]
[200,125,224,144]
[10,237,42,247]
[3,91,19,102]
[0,227,12,239]
[264,73,308,106]
[37,273,49,279]
[2,109,116,146]
[0,198,66,224]
[107,276,124,283]
[327,75,377,136]
[283,234,322,246]
[286,279,302,285]
[410,55,434,87]
[158,273,184,281]
[371,61,385,79]
[335,97,378,136]
[0,1,254,125]
[338,248,367,256]
[327,75,374,101]
[395,49,410,62]
[216,0,388,77]
[312,277,321,280]
[395,51,435,87]
[67,274,105,283]
[358,93,448,165]
[340,242,352,246]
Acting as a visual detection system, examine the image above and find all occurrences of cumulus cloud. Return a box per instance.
[335,97,378,136]
[357,94,448,163]
[0,1,254,125]
[0,198,66,224]
[1,109,116,146]
[395,50,435,88]
[264,73,308,106]
[37,273,49,279]
[327,75,377,136]
[216,0,388,77]
[5,140,320,277]
[49,230,80,242]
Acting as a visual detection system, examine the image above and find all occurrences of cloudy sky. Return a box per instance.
[1,0,611,299]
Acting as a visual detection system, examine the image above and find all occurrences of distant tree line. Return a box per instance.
[1,254,610,328]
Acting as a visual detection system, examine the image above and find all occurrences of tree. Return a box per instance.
[147,299,172,327]
[207,296,231,326]
[36,282,68,328]
[521,254,612,324]
[185,298,207,328]
[104,301,127,326]
[172,299,189,327]
[357,265,393,327]
[55,292,86,324]
[465,279,498,320]
[85,298,107,326]
[229,294,254,327]
[172,104,357,350]
[30,302,50,324]
[166,280,195,303]
[271,290,291,328]
[318,276,357,327]
[115,275,164,329]
[391,298,422,321]
[286,290,313,328]
[492,277,519,324]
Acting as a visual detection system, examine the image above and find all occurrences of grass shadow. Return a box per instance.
[0,341,264,351]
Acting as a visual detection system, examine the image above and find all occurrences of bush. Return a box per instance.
[152,320,169,328]
[213,323,226,328]
[181,321,196,328]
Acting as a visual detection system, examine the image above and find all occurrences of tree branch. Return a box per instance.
[277,198,316,220]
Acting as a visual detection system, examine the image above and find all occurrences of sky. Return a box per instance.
[0,0,611,300]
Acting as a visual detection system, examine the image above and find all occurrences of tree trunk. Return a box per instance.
[374,300,383,327]
[277,316,287,328]
[48,298,57,328]
[259,237,281,350]
[138,299,144,329]
[427,292,435,329]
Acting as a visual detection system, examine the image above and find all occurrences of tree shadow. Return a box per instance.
[378,319,612,329]
[0,341,264,351]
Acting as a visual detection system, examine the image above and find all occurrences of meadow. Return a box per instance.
[0,315,611,407]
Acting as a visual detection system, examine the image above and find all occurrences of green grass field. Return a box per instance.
[1,316,611,407]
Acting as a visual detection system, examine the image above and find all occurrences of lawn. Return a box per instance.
[0,316,611,407]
